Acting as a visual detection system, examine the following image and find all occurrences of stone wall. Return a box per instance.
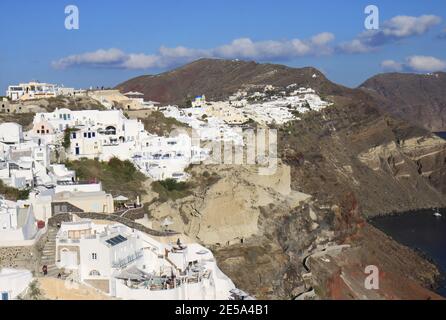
[0,246,39,273]
[48,212,177,237]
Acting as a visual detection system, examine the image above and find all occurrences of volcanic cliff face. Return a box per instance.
[360,72,446,132]
[279,100,446,217]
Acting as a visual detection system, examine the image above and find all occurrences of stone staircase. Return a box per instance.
[40,227,67,279]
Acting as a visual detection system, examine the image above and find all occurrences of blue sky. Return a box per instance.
[1,0,445,93]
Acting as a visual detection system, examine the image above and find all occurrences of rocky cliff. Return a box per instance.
[279,100,446,217]
[360,72,446,132]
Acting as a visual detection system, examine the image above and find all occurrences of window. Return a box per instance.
[91,253,97,260]
[84,132,87,138]
[89,270,100,276]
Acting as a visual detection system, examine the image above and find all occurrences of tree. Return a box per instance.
[62,127,78,150]
[184,98,192,108]
[62,127,72,149]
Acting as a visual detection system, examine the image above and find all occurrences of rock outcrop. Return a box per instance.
[149,162,311,246]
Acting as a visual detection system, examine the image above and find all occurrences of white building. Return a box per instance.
[32,108,209,181]
[0,139,54,189]
[133,133,207,181]
[0,123,24,144]
[191,95,206,108]
[6,81,58,101]
[55,219,236,299]
[0,198,37,243]
[0,268,33,300]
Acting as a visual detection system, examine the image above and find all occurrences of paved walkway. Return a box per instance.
[49,212,178,237]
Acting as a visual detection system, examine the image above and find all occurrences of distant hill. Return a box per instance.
[360,72,446,132]
[115,58,353,105]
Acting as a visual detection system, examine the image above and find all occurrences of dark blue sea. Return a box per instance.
[435,132,446,140]
[371,208,446,297]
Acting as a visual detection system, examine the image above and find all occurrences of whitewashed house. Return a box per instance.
[0,268,33,300]
[0,198,37,243]
[6,81,58,101]
[55,219,237,299]
[0,123,24,144]
[133,133,207,181]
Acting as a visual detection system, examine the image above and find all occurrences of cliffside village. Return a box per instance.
[0,80,331,300]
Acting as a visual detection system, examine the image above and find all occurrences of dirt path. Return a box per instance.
[37,278,113,300]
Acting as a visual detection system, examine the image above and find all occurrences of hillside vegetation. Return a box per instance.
[0,180,30,201]
[65,157,147,199]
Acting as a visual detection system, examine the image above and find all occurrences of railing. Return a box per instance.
[112,250,143,268]
[57,180,99,185]
[48,212,178,237]
[57,238,80,244]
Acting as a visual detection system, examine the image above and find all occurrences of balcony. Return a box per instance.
[112,250,143,269]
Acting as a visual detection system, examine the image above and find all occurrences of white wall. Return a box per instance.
[79,238,111,281]
[0,206,37,243]
[0,123,23,144]
[114,279,209,300]
[0,269,33,300]
[55,182,102,193]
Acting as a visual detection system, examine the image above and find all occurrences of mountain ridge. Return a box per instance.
[116,58,353,105]
[359,71,446,132]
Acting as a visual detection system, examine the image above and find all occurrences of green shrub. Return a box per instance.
[65,157,147,198]
[0,180,30,201]
[151,179,191,202]
[62,127,79,150]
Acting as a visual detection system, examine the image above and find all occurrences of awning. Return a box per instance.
[115,266,153,281]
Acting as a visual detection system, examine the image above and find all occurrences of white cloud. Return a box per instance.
[212,38,314,60]
[51,13,442,71]
[122,54,161,69]
[380,55,446,73]
[52,48,126,69]
[338,15,442,54]
[311,32,335,46]
[381,60,403,72]
[406,55,446,72]
[338,39,375,54]
[381,15,441,38]
[52,33,335,70]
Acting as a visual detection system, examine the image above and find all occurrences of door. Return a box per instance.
[1,292,9,300]
[60,250,78,269]
[75,147,80,155]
